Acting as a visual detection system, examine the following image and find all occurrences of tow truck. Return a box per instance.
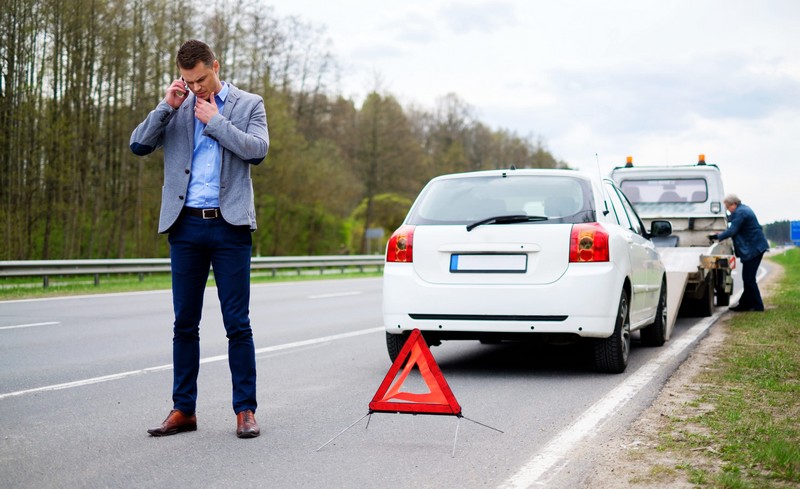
[610,155,735,336]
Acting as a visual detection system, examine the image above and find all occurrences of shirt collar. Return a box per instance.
[217,81,229,102]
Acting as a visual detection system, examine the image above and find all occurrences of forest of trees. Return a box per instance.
[764,221,794,246]
[0,0,567,261]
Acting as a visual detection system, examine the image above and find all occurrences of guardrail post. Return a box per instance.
[94,274,100,286]
[43,276,49,288]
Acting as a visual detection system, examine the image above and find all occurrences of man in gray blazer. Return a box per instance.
[130,39,268,439]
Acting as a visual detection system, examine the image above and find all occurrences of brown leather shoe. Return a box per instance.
[236,410,260,438]
[147,409,197,436]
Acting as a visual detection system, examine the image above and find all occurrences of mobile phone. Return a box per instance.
[175,78,189,98]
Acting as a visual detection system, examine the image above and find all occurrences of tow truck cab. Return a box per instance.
[610,155,730,247]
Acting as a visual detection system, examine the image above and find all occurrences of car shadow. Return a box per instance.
[429,332,647,379]
[433,340,596,377]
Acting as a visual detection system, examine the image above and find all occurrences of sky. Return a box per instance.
[266,0,799,225]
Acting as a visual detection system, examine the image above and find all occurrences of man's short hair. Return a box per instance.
[176,40,216,70]
[723,194,742,206]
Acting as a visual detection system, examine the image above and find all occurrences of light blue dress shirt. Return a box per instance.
[186,82,229,208]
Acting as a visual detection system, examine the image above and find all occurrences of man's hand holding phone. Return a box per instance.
[166,78,189,109]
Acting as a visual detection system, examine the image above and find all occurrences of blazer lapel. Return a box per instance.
[182,96,195,149]
[222,85,238,119]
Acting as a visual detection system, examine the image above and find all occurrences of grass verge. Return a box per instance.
[665,248,800,488]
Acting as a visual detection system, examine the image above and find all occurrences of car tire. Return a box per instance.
[594,290,630,373]
[386,332,408,363]
[640,280,667,347]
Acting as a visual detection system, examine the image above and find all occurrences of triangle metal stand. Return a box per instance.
[316,411,503,457]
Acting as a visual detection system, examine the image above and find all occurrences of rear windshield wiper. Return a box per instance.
[466,214,548,232]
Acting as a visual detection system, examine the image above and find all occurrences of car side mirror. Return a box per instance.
[650,220,672,237]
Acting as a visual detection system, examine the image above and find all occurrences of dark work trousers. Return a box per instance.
[167,213,257,415]
[739,252,765,311]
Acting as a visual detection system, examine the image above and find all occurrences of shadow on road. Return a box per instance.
[433,339,598,377]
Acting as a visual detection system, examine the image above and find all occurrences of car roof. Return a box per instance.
[429,168,595,182]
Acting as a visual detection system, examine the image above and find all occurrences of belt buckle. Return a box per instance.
[202,208,218,219]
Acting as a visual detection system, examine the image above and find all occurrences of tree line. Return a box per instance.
[763,221,794,246]
[0,0,566,261]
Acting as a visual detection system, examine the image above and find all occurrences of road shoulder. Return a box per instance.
[581,260,784,488]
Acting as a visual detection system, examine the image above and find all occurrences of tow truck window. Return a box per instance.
[620,178,708,203]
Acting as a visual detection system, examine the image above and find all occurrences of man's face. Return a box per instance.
[180,60,221,101]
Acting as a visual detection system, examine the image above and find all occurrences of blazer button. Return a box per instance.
[185,169,190,174]
[179,195,184,200]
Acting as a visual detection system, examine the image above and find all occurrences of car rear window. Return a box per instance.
[407,174,596,225]
[619,178,708,203]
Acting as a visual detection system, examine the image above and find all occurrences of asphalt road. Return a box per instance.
[0,267,758,488]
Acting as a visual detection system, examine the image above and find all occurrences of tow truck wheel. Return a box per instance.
[697,275,715,317]
[715,271,731,306]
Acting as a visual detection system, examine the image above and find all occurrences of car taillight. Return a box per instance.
[569,223,609,262]
[386,225,415,263]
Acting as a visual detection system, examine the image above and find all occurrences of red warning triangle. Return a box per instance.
[369,329,461,416]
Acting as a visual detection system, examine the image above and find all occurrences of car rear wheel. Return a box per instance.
[386,332,408,363]
[640,280,667,347]
[594,290,630,373]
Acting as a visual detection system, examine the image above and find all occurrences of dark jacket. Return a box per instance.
[717,203,769,261]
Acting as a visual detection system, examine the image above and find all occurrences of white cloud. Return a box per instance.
[436,1,517,34]
[267,0,800,223]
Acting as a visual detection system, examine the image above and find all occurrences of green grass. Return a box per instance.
[0,267,383,300]
[667,248,800,488]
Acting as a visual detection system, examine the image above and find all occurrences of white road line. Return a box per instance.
[308,291,362,299]
[0,327,383,401]
[500,267,766,488]
[500,315,719,488]
[0,289,172,304]
[0,321,60,331]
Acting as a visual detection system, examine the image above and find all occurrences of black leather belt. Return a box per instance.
[185,207,221,219]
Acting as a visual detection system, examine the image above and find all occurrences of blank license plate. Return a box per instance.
[449,254,527,273]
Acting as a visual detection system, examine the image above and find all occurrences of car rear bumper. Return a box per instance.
[383,262,627,339]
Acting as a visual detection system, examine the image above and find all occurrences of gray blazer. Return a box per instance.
[130,84,269,233]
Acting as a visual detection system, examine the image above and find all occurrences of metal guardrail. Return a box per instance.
[0,255,385,288]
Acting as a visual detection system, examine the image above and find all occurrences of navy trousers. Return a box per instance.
[739,252,765,311]
[168,213,257,415]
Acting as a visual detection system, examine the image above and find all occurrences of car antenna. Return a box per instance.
[596,153,610,215]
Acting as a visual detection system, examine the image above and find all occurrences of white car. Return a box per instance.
[382,168,672,373]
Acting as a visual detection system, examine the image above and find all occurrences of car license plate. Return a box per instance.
[449,254,527,273]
